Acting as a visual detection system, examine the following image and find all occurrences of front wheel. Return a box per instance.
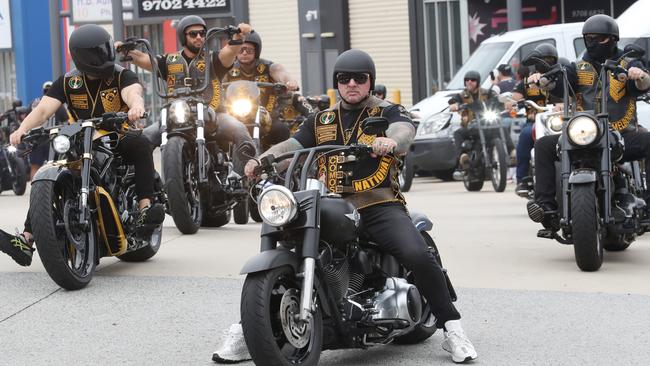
[11,157,27,196]
[249,198,263,223]
[489,138,507,192]
[241,266,323,366]
[163,136,201,234]
[233,198,249,224]
[399,154,414,192]
[571,183,603,271]
[31,179,96,290]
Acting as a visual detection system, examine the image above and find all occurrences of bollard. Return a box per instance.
[391,89,401,104]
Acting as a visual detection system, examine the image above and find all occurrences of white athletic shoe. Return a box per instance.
[441,320,478,363]
[212,323,251,364]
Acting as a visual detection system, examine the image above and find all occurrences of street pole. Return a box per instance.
[49,0,62,78]
[507,0,522,31]
[112,0,125,46]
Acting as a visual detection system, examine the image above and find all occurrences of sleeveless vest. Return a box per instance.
[458,88,491,126]
[575,59,637,132]
[63,66,128,121]
[165,51,223,111]
[226,59,277,113]
[314,97,404,209]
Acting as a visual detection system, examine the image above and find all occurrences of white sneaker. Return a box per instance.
[212,323,251,363]
[441,320,478,363]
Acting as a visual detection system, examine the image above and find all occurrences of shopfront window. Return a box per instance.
[424,0,463,94]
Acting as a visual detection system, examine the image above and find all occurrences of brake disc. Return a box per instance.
[279,288,311,349]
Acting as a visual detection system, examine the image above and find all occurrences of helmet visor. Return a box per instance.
[74,41,115,67]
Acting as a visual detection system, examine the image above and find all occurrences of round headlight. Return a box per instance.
[258,185,298,226]
[52,135,71,154]
[547,115,563,132]
[567,115,599,145]
[168,100,191,125]
[231,99,253,118]
[483,110,498,122]
[6,145,17,153]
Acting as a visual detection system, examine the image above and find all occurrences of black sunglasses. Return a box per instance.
[186,30,206,38]
[464,78,478,82]
[584,34,609,43]
[336,73,369,85]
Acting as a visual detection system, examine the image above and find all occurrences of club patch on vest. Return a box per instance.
[609,74,626,102]
[168,64,184,74]
[70,94,88,109]
[100,88,121,112]
[577,70,595,86]
[319,111,336,125]
[167,54,180,62]
[257,63,266,74]
[230,68,240,77]
[352,156,393,192]
[368,107,380,116]
[68,76,83,89]
[316,124,337,144]
[610,99,635,131]
[196,60,206,72]
[356,132,376,146]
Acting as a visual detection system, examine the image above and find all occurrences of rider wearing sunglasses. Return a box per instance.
[223,31,300,148]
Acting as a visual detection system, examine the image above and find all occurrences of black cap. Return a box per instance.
[497,64,512,76]
[582,14,619,40]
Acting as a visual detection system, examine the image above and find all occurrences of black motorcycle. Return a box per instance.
[118,28,250,233]
[22,112,166,290]
[527,44,649,271]
[457,102,509,192]
[239,118,455,365]
[0,101,30,195]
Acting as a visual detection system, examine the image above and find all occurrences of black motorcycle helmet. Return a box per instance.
[176,15,207,47]
[245,31,262,59]
[373,84,387,98]
[332,49,376,90]
[529,43,558,72]
[69,24,115,79]
[318,94,330,110]
[463,70,481,84]
[582,14,619,62]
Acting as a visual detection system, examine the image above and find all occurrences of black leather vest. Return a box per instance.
[63,66,128,121]
[226,59,276,113]
[165,51,223,111]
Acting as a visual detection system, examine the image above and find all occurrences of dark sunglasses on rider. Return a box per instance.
[464,78,478,82]
[336,73,369,85]
[584,34,609,44]
[186,30,206,38]
[239,47,256,55]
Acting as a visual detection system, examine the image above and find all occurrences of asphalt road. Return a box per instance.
[1,176,650,365]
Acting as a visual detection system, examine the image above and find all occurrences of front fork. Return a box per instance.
[299,227,319,322]
[196,103,208,183]
[78,122,94,227]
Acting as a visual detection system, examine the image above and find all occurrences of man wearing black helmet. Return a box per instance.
[448,70,506,174]
[212,49,477,364]
[117,16,254,174]
[224,31,299,147]
[373,83,387,100]
[0,25,164,267]
[526,14,650,228]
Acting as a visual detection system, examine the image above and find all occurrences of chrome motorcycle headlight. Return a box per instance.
[168,100,191,126]
[231,99,253,118]
[258,185,298,226]
[545,114,563,132]
[416,112,452,137]
[567,115,599,146]
[52,135,71,154]
[483,110,499,123]
[6,145,17,153]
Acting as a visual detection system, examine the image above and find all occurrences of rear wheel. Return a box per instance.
[463,169,484,191]
[118,224,162,262]
[241,266,322,365]
[571,183,603,271]
[163,137,201,234]
[202,210,231,227]
[489,138,508,192]
[11,157,27,196]
[31,179,96,290]
[234,198,249,224]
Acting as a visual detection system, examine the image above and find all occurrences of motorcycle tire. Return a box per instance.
[571,183,603,271]
[11,157,27,196]
[202,210,231,227]
[603,228,631,252]
[163,136,201,234]
[489,138,507,192]
[399,154,414,192]
[233,198,249,224]
[463,173,484,192]
[249,198,263,223]
[117,224,163,262]
[31,179,96,290]
[241,266,323,366]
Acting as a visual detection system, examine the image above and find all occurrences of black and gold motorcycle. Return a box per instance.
[23,112,166,290]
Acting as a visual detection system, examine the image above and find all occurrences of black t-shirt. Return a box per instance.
[47,70,140,117]
[293,103,411,148]
[497,78,515,93]
[156,50,230,81]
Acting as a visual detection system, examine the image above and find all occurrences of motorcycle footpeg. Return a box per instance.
[536,229,555,239]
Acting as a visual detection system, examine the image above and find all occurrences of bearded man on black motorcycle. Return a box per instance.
[0,25,164,266]
[116,15,254,175]
[223,31,299,148]
[526,14,650,229]
[212,49,478,364]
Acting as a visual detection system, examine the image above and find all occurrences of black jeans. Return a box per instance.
[261,118,291,150]
[359,202,460,328]
[453,126,514,155]
[214,113,254,175]
[534,130,650,206]
[24,133,156,234]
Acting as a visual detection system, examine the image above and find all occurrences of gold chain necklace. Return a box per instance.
[336,102,367,145]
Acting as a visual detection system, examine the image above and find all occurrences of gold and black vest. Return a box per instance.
[314,97,404,209]
[166,51,222,111]
[458,88,491,126]
[63,66,128,121]
[226,59,277,113]
[575,59,637,132]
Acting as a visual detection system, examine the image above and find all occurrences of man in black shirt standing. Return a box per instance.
[0,25,163,267]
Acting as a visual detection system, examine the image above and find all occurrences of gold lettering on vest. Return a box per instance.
[351,156,393,192]
[70,94,88,109]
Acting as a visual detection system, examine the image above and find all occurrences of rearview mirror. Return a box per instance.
[362,117,389,135]
[623,43,645,59]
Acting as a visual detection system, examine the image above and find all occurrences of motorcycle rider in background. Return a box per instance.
[222,31,299,148]
[212,49,478,365]
[373,83,387,100]
[526,14,650,228]
[116,15,254,175]
[0,25,163,266]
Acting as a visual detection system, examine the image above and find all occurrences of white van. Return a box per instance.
[409,23,584,179]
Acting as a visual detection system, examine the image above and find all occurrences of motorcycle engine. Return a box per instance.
[369,277,422,329]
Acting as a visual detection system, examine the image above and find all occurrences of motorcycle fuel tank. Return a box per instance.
[319,197,358,246]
